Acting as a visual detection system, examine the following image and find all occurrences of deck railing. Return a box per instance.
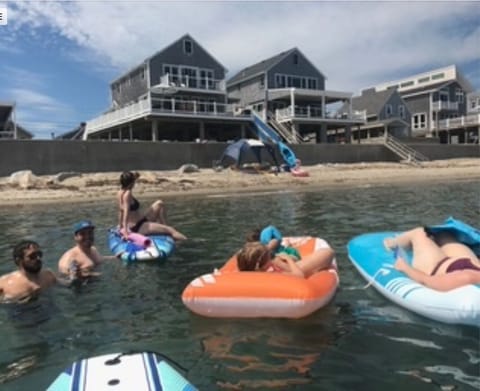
[158,73,226,92]
[86,97,249,136]
[432,101,459,111]
[434,114,480,130]
[275,106,366,122]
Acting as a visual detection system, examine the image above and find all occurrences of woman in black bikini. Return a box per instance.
[117,171,187,241]
[384,227,480,291]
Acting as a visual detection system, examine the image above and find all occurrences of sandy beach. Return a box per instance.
[0,158,478,207]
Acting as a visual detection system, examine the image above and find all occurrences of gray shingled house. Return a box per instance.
[226,48,364,143]
[369,65,477,143]
[0,101,32,139]
[85,34,251,141]
[338,88,411,142]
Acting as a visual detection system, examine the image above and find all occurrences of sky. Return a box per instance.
[0,0,479,139]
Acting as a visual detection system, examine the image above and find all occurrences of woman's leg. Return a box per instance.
[145,200,167,224]
[296,248,334,277]
[138,221,187,241]
[385,227,447,274]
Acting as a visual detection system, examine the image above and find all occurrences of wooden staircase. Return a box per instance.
[268,115,304,144]
[384,134,429,165]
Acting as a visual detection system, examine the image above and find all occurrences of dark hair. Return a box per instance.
[13,240,40,265]
[120,171,139,189]
[245,228,261,242]
[236,242,271,271]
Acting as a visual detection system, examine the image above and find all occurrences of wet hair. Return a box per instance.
[120,171,139,189]
[13,240,40,266]
[245,228,261,242]
[236,242,271,271]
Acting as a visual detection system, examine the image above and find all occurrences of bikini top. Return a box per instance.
[130,197,140,211]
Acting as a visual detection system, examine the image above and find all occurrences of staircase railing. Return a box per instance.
[267,112,304,144]
[384,134,429,164]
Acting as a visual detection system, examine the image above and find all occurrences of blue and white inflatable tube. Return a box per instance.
[108,228,175,263]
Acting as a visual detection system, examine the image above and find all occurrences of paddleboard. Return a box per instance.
[47,352,197,391]
[347,231,480,327]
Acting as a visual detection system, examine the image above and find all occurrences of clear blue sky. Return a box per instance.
[1,1,479,139]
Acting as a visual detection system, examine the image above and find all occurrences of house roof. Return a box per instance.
[349,88,397,116]
[0,101,14,125]
[111,33,228,86]
[227,48,296,86]
[56,123,86,140]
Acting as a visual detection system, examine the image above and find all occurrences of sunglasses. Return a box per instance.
[25,251,43,260]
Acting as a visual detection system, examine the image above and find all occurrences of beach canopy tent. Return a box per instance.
[218,138,279,170]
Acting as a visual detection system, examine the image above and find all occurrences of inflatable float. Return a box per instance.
[108,228,175,263]
[47,352,197,391]
[182,236,339,318]
[347,218,480,327]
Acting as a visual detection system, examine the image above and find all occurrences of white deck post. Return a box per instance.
[290,88,295,117]
[152,119,158,141]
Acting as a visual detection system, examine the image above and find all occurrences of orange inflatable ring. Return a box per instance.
[182,236,339,318]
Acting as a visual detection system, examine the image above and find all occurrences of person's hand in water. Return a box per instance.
[384,237,396,251]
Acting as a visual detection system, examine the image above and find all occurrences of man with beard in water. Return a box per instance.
[0,240,56,302]
[58,220,105,282]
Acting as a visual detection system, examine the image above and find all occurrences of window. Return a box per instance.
[455,88,464,103]
[183,39,193,55]
[400,81,414,87]
[412,113,426,129]
[431,73,444,80]
[385,104,393,117]
[439,90,449,102]
[418,76,429,83]
[293,54,298,65]
[398,105,405,118]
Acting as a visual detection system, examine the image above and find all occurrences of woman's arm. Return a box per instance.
[273,254,304,278]
[395,258,476,291]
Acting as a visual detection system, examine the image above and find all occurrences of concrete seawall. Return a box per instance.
[0,140,478,176]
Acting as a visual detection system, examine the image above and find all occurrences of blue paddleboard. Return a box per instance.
[47,352,197,391]
[347,228,480,327]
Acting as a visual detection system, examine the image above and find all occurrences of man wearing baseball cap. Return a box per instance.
[58,220,103,281]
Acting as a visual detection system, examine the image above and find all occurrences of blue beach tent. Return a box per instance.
[219,138,279,169]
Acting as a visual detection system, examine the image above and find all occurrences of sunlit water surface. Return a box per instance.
[0,180,479,390]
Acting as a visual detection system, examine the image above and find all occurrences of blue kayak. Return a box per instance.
[108,228,175,263]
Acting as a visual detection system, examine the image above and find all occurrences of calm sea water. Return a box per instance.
[0,180,479,390]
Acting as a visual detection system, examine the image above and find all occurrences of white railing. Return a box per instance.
[86,99,152,133]
[432,101,459,111]
[275,106,366,122]
[435,114,480,130]
[150,98,247,118]
[156,73,225,92]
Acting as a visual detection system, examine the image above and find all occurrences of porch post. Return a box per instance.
[152,119,158,141]
[241,124,246,139]
[199,121,205,140]
[290,88,295,117]
[129,123,133,140]
[345,125,351,144]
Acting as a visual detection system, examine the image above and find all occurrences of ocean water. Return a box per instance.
[0,180,478,390]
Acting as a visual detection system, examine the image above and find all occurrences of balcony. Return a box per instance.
[432,101,459,111]
[150,74,226,95]
[85,97,250,138]
[275,105,366,123]
[434,114,480,130]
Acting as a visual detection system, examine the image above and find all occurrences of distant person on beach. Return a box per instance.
[58,220,111,281]
[117,171,187,241]
[384,227,480,291]
[236,241,334,278]
[0,240,56,302]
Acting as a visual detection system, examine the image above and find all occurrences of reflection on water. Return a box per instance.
[0,180,478,390]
